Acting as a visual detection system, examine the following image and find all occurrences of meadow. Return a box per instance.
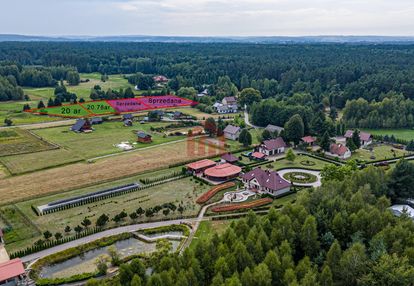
[350,144,408,162]
[363,128,414,141]
[272,154,334,170]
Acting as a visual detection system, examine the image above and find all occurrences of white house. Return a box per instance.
[242,167,291,197]
[344,130,373,147]
[214,96,238,114]
[223,125,241,141]
[258,137,286,156]
[326,143,352,160]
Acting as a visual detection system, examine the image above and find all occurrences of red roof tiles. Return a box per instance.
[0,258,25,281]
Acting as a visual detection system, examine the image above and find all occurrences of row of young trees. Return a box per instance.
[89,160,414,286]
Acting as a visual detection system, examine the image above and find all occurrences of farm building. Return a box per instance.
[204,163,242,182]
[221,153,239,164]
[242,167,291,197]
[344,130,373,147]
[223,125,241,140]
[187,159,216,174]
[0,259,25,286]
[137,131,152,143]
[71,119,92,132]
[327,143,351,160]
[258,137,286,156]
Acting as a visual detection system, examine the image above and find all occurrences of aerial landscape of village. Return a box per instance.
[1,1,414,285]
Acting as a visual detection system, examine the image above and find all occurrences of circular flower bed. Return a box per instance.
[300,160,316,166]
[283,172,317,184]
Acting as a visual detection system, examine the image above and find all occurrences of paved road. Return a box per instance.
[244,106,260,129]
[277,168,322,187]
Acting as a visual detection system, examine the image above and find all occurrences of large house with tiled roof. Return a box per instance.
[344,130,373,147]
[223,125,241,140]
[258,137,286,156]
[242,167,291,197]
[327,143,351,160]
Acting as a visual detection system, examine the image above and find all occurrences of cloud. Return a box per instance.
[0,0,413,36]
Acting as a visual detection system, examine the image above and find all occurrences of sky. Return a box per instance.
[1,0,414,36]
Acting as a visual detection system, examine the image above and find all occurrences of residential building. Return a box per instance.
[221,153,239,164]
[242,167,291,197]
[153,75,169,83]
[213,96,238,114]
[258,137,286,156]
[223,125,241,140]
[71,118,92,132]
[344,130,373,147]
[136,131,152,143]
[327,143,351,159]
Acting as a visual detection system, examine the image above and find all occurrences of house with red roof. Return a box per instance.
[344,130,373,147]
[301,136,317,146]
[327,143,352,160]
[186,159,217,174]
[242,167,291,197]
[258,137,286,156]
[0,258,25,285]
[204,163,242,182]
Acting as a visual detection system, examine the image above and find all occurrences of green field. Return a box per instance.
[6,175,208,253]
[0,101,61,126]
[37,105,91,117]
[363,128,414,141]
[0,128,56,156]
[81,101,115,115]
[351,144,409,162]
[0,206,40,245]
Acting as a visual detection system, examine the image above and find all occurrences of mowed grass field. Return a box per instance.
[0,101,62,126]
[6,176,207,253]
[0,138,227,205]
[351,144,409,162]
[0,128,56,156]
[363,128,414,141]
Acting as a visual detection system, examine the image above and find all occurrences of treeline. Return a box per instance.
[0,62,80,90]
[92,162,414,286]
[0,75,24,101]
[343,94,414,128]
[2,43,414,106]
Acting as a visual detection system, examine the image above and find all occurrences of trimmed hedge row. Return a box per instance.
[139,170,185,184]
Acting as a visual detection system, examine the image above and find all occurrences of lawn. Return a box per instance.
[32,121,186,159]
[0,128,57,156]
[7,176,208,253]
[363,128,414,141]
[350,144,409,162]
[171,107,243,120]
[272,154,334,171]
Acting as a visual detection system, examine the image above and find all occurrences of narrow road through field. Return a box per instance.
[244,106,260,129]
[0,119,75,130]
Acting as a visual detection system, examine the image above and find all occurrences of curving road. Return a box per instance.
[277,168,322,187]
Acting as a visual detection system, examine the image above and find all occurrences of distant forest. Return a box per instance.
[2,42,414,128]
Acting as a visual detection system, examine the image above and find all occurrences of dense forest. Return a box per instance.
[2,42,414,128]
[84,160,414,286]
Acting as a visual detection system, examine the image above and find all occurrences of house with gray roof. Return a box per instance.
[258,137,286,156]
[223,125,241,140]
[265,124,284,135]
[242,167,291,197]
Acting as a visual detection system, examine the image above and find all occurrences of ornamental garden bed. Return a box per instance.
[211,198,273,213]
[196,182,236,204]
[282,172,318,184]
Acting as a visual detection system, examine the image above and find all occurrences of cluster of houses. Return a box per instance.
[213,96,238,114]
[0,231,26,286]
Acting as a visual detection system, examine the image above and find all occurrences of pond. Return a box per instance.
[145,231,183,238]
[39,237,181,279]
